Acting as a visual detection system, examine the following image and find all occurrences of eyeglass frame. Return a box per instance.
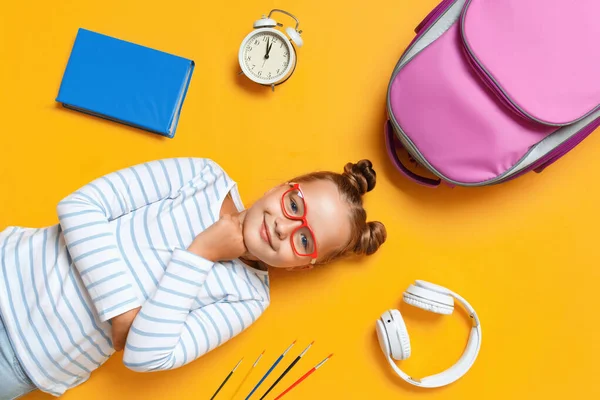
[280,182,318,264]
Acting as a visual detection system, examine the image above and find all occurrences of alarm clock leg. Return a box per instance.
[271,84,275,92]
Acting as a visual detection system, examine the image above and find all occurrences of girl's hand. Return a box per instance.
[111,307,141,351]
[188,214,247,262]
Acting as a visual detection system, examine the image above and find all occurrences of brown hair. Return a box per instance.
[290,159,387,264]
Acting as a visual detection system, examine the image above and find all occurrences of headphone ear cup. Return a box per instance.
[403,292,454,315]
[415,280,452,295]
[378,310,411,361]
[390,309,411,360]
[376,319,391,357]
[404,284,454,315]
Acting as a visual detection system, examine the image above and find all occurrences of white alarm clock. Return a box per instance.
[238,9,304,91]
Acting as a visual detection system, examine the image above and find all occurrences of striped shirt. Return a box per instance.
[0,158,270,396]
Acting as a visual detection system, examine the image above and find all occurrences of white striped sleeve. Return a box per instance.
[122,254,265,372]
[57,157,210,322]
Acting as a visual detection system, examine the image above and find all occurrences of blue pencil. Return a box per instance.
[244,340,296,400]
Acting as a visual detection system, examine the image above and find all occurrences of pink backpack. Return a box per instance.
[385,0,600,187]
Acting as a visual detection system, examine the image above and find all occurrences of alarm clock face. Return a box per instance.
[239,28,296,85]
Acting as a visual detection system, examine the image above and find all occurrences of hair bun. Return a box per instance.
[343,159,377,195]
[355,221,387,256]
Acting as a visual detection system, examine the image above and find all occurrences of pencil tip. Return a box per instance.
[310,340,315,345]
[327,353,334,359]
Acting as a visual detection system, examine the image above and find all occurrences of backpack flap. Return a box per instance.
[386,0,600,187]
[461,0,600,126]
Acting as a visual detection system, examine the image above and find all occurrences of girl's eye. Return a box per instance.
[290,199,298,213]
[301,234,308,249]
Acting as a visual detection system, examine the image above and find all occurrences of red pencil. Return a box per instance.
[272,354,333,400]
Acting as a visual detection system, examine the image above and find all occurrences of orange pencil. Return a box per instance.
[259,341,314,399]
[273,354,333,400]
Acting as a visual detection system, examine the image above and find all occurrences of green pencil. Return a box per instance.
[210,357,244,400]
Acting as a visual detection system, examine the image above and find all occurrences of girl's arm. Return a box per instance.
[56,157,213,322]
[122,250,268,372]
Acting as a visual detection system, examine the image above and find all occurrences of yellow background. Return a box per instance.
[1,0,599,398]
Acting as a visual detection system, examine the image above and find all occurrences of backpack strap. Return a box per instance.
[385,120,442,188]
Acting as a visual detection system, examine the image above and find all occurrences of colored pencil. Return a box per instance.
[272,354,334,400]
[229,350,265,400]
[259,341,314,400]
[210,357,244,400]
[244,340,297,400]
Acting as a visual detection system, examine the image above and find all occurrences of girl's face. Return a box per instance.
[242,180,352,269]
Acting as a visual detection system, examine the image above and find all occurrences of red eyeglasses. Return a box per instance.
[280,183,318,264]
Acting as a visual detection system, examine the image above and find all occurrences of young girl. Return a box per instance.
[0,157,386,399]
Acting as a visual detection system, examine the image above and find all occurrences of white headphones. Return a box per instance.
[376,280,482,388]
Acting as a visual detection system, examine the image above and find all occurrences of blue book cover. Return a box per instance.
[56,28,195,138]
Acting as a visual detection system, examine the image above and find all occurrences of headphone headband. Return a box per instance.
[449,289,480,327]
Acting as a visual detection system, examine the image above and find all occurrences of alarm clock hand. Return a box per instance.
[264,38,271,59]
[262,38,270,68]
[266,40,273,58]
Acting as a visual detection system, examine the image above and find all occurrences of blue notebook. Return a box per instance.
[56,28,195,138]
